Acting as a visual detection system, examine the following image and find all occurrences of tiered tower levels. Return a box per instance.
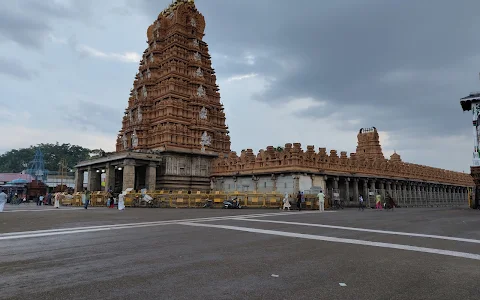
[116,0,231,155]
[212,128,473,186]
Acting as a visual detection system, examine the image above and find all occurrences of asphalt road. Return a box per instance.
[1,205,480,300]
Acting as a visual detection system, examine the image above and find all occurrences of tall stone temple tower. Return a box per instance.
[75,0,231,192]
[116,0,230,155]
[355,127,385,160]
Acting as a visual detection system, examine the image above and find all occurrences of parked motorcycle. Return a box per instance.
[203,199,214,208]
[223,197,241,209]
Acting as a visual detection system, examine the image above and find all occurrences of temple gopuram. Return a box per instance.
[75,0,473,207]
[75,0,230,192]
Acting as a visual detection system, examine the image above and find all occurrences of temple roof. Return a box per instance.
[460,92,480,111]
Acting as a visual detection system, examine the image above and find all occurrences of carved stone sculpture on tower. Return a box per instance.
[138,107,142,122]
[197,85,205,97]
[199,107,208,120]
[132,129,138,148]
[195,67,203,77]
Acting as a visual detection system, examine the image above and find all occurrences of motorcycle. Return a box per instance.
[223,197,241,209]
[203,199,214,208]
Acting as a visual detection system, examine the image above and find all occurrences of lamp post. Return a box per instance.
[459,84,480,208]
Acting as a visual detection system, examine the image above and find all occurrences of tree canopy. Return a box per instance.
[0,143,94,173]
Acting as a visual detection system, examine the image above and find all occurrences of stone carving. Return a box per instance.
[122,134,127,149]
[139,72,143,80]
[167,11,174,19]
[129,110,133,123]
[190,17,197,27]
[132,130,138,148]
[199,106,207,120]
[193,52,201,61]
[138,106,142,122]
[197,85,205,97]
[115,0,231,155]
[200,131,211,153]
[211,129,474,186]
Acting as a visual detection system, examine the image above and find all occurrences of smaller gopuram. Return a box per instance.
[75,0,230,193]
[459,90,480,208]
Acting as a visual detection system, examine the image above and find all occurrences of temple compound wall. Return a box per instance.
[210,128,473,207]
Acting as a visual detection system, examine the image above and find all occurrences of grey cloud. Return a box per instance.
[60,100,122,135]
[0,0,96,49]
[130,0,480,140]
[0,57,37,80]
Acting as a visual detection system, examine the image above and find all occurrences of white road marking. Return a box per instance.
[232,218,480,245]
[178,222,480,261]
[339,283,347,287]
[0,211,319,240]
[2,208,87,213]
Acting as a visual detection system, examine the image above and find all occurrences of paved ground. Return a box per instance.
[1,204,480,300]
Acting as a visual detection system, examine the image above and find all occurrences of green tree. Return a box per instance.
[0,143,92,173]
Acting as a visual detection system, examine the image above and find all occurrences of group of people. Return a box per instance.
[281,190,397,211]
[81,188,126,211]
[282,190,326,212]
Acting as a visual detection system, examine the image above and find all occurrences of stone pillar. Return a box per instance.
[145,162,157,191]
[353,178,359,202]
[233,176,238,191]
[272,174,277,192]
[74,169,84,192]
[333,177,339,190]
[386,181,392,198]
[379,180,385,202]
[252,176,259,192]
[122,159,136,191]
[369,179,376,208]
[427,184,432,206]
[344,177,350,202]
[392,181,398,201]
[362,179,368,203]
[87,167,100,191]
[104,163,115,192]
[419,184,424,206]
[293,175,300,194]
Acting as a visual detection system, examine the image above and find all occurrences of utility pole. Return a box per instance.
[58,158,67,193]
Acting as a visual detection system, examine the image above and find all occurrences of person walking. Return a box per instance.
[317,190,325,212]
[39,194,44,206]
[359,194,364,211]
[375,193,383,209]
[54,192,61,208]
[296,191,302,211]
[282,193,291,210]
[84,190,91,209]
[0,189,7,212]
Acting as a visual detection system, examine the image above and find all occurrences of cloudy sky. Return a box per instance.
[1,0,479,172]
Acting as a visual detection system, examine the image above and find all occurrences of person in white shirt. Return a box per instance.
[0,189,7,212]
[358,194,364,211]
[317,190,325,212]
[282,193,291,210]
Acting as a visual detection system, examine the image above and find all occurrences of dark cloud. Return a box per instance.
[131,0,480,139]
[0,0,95,49]
[0,57,37,80]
